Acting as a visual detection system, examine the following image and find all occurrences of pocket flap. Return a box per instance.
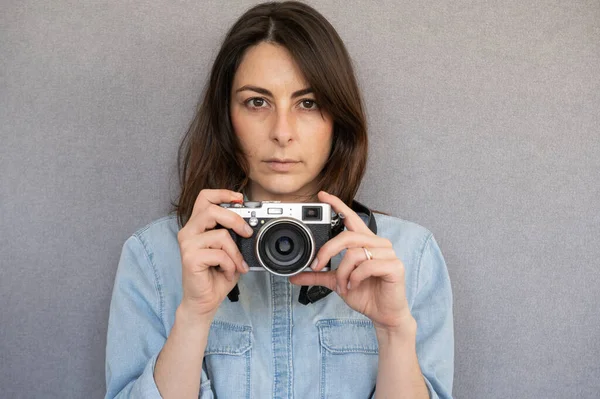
[205,320,252,356]
[316,319,379,354]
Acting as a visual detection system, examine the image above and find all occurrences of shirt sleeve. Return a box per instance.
[103,234,218,398]
[412,233,455,399]
[368,232,454,399]
[104,235,166,398]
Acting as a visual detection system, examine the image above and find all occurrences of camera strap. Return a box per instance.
[350,199,378,235]
[298,199,378,305]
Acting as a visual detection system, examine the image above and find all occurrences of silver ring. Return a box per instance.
[253,217,315,277]
[363,247,373,261]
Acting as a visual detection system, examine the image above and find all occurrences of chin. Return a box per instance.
[255,177,316,200]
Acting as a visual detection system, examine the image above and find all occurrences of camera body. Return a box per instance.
[220,201,342,276]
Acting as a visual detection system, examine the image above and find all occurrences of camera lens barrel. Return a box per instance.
[255,217,315,276]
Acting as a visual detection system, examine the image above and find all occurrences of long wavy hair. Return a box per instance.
[173,1,368,228]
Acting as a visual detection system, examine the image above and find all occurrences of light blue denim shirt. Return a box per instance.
[105,212,454,398]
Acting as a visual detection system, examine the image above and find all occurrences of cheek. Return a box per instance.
[231,109,256,158]
[237,137,258,162]
[313,122,334,157]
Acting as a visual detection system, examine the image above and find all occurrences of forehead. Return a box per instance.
[233,42,309,90]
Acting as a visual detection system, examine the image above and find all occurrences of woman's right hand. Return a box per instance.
[176,189,253,321]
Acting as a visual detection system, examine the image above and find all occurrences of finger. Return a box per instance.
[208,249,238,282]
[335,247,396,295]
[318,191,371,234]
[347,259,404,291]
[312,230,393,271]
[180,229,248,274]
[334,248,364,295]
[186,204,253,238]
[182,248,238,282]
[288,270,337,292]
[191,189,243,220]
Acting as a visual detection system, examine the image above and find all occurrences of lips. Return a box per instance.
[264,158,299,172]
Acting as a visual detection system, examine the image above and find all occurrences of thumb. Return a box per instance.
[289,271,337,291]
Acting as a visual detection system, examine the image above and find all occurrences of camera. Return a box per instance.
[220,201,342,276]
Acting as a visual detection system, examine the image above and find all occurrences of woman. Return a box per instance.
[105,2,454,398]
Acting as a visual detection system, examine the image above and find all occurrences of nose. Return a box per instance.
[269,108,294,146]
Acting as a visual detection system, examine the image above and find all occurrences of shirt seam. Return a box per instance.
[412,232,433,308]
[134,214,177,236]
[132,233,165,326]
[288,281,293,399]
[271,274,276,399]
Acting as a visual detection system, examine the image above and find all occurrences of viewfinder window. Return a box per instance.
[302,206,322,221]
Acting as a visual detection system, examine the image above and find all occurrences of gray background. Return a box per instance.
[1,0,598,398]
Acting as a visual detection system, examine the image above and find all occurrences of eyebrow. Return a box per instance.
[235,85,314,98]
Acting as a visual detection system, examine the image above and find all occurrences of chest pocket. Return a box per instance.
[203,320,252,399]
[317,319,379,399]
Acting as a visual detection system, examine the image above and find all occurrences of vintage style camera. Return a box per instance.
[220,201,343,276]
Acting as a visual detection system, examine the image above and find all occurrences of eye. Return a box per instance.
[299,99,318,110]
[245,97,268,109]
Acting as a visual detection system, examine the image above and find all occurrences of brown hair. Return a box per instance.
[173,1,368,228]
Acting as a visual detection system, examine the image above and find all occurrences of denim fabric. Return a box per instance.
[105,213,454,398]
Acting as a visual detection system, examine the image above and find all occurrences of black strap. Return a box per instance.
[227,283,240,302]
[350,199,378,235]
[298,285,334,305]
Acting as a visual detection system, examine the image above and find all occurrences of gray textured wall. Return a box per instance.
[1,1,599,398]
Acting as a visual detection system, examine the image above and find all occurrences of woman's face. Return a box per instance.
[230,42,334,202]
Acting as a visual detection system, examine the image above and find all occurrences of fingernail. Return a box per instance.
[244,224,253,236]
[310,258,319,270]
[347,282,352,290]
[242,261,249,272]
[336,284,341,295]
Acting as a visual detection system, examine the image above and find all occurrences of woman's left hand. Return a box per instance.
[289,191,415,334]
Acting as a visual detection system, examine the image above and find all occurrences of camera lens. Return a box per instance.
[275,236,293,255]
[256,218,315,276]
